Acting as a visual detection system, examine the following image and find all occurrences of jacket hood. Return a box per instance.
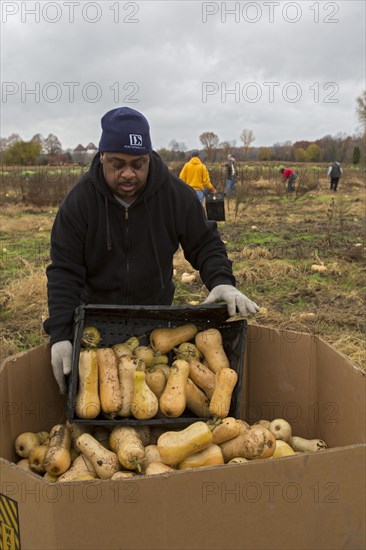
[189,157,202,166]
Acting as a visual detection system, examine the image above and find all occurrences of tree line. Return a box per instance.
[1,91,365,166]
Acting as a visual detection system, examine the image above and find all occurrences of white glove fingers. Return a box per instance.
[202,284,260,317]
[52,363,67,395]
[227,299,237,317]
[63,354,72,376]
[51,340,73,395]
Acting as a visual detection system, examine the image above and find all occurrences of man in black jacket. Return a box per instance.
[44,107,259,393]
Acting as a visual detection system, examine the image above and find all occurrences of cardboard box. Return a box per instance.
[1,325,365,550]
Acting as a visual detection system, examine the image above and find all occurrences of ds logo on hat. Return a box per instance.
[129,134,143,146]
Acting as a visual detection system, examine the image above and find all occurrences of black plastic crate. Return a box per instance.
[206,192,225,221]
[67,304,246,427]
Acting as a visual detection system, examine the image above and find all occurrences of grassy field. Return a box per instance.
[0,164,365,371]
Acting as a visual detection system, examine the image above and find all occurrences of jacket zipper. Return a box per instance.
[124,207,129,302]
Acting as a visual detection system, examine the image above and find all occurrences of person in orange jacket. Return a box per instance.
[179,151,216,202]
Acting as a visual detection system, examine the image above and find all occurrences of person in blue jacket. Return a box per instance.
[44,107,259,394]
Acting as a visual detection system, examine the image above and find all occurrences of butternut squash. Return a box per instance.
[117,355,139,417]
[156,364,171,379]
[133,345,156,367]
[43,472,58,482]
[157,421,213,466]
[28,445,49,474]
[16,459,31,470]
[187,357,216,399]
[273,440,296,458]
[269,419,292,443]
[58,454,98,482]
[150,324,198,354]
[186,378,210,417]
[177,444,224,470]
[76,433,120,479]
[195,329,230,373]
[110,426,145,471]
[237,419,250,434]
[81,325,101,348]
[145,366,167,398]
[220,425,276,462]
[290,436,327,452]
[43,424,71,476]
[111,471,136,480]
[14,432,40,458]
[111,343,133,359]
[159,359,190,417]
[212,417,242,445]
[131,365,159,420]
[75,348,101,419]
[175,342,202,361]
[152,354,169,366]
[97,348,123,416]
[114,336,140,354]
[141,445,162,473]
[228,457,249,464]
[36,431,50,445]
[208,367,238,418]
[253,419,271,430]
[145,462,174,475]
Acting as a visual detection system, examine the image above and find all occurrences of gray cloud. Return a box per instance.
[1,0,364,150]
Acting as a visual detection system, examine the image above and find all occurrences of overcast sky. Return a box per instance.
[1,0,365,151]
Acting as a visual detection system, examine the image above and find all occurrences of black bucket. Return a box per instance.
[205,192,225,221]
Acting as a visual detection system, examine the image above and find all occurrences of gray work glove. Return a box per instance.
[203,284,260,317]
[51,340,73,395]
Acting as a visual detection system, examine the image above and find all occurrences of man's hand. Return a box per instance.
[203,284,260,317]
[51,340,73,395]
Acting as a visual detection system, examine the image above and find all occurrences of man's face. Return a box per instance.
[100,152,150,203]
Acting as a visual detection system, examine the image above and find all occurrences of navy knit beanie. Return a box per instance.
[98,107,152,155]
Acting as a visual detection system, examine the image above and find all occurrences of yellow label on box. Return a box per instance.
[0,495,20,550]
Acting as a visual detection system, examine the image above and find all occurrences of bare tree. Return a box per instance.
[169,139,187,153]
[356,90,366,132]
[199,132,219,161]
[44,134,63,155]
[219,140,236,158]
[240,129,255,160]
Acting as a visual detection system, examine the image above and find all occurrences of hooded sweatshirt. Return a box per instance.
[179,157,215,192]
[44,152,235,344]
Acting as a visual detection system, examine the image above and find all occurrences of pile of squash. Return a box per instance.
[14,418,328,482]
[74,323,239,421]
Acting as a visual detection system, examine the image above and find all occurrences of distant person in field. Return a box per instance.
[327,161,343,192]
[179,150,216,203]
[279,167,297,192]
[225,154,237,197]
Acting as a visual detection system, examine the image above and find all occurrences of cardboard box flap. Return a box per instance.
[244,326,317,437]
[316,338,366,447]
[244,326,366,447]
[0,346,66,462]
